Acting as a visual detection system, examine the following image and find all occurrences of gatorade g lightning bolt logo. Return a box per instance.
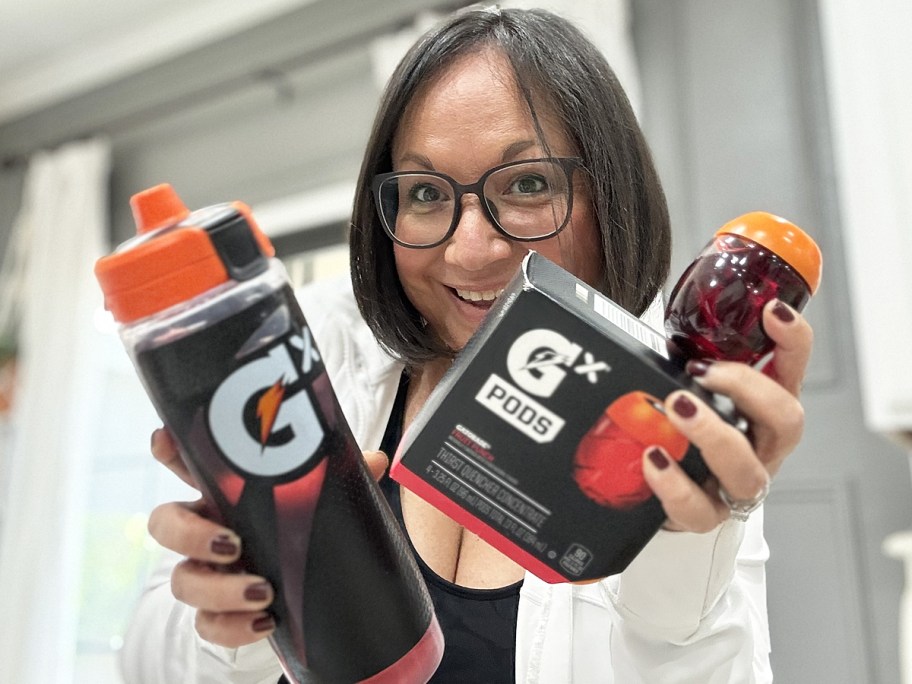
[257,380,286,445]
[208,329,325,478]
[476,328,611,443]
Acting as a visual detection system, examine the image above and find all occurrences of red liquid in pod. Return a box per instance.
[664,234,811,364]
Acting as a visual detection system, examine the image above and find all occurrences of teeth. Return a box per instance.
[456,288,504,302]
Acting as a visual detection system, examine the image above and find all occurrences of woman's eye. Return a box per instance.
[410,183,444,203]
[509,174,547,194]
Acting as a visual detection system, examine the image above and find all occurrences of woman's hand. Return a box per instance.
[643,299,813,532]
[148,428,390,648]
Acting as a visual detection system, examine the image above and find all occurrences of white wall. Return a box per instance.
[817,0,912,445]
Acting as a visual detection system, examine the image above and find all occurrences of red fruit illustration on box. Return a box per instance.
[573,391,689,508]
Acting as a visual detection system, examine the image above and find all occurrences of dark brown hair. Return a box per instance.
[350,6,670,366]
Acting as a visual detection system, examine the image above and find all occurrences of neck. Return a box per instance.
[404,356,453,427]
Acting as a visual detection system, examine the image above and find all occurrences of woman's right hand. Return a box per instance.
[148,427,391,648]
[148,428,277,649]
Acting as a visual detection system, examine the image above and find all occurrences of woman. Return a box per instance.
[123,7,811,683]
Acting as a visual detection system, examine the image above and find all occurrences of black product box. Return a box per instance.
[391,251,738,583]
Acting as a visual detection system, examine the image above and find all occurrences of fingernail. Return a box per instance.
[772,301,795,323]
[648,448,669,470]
[673,395,697,418]
[210,534,239,556]
[252,615,276,633]
[244,582,270,602]
[685,359,712,377]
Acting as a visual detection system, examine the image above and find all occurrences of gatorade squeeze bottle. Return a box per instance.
[95,184,443,684]
[664,211,822,365]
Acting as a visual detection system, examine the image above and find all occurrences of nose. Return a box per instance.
[444,195,513,271]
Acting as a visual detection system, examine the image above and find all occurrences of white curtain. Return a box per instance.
[0,138,111,683]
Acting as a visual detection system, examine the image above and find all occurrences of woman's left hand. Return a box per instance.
[643,299,814,532]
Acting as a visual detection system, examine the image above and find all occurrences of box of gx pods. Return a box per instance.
[390,251,742,583]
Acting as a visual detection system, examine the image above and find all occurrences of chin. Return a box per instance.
[439,331,473,356]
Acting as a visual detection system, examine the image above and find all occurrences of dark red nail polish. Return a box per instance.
[244,582,270,602]
[252,615,276,632]
[210,534,239,556]
[673,395,697,418]
[772,301,795,323]
[685,359,712,377]
[648,448,669,470]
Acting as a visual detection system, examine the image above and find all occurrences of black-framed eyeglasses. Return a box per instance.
[371,157,583,248]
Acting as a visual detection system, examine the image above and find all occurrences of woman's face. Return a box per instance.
[390,50,603,354]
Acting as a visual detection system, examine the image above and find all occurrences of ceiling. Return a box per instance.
[0,0,314,125]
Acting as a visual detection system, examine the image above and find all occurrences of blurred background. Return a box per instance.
[1,0,910,682]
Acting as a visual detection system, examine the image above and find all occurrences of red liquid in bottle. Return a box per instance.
[664,212,822,365]
[95,184,443,684]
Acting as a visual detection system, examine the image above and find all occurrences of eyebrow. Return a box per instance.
[500,140,537,161]
[397,152,435,169]
[394,140,542,171]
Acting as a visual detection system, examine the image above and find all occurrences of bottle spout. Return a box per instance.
[130,183,191,234]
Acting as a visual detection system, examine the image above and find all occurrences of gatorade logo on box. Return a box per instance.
[475,327,611,442]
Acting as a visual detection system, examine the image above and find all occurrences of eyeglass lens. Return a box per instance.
[377,159,572,246]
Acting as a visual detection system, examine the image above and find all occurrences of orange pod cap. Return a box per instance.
[716,211,822,295]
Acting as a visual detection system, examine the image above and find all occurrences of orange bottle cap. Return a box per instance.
[715,212,822,294]
[95,185,275,324]
[95,224,230,323]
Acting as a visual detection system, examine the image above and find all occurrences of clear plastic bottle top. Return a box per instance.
[664,211,822,364]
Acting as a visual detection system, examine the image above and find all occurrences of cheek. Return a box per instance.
[535,209,603,288]
[392,246,435,310]
[393,247,419,295]
[570,214,604,287]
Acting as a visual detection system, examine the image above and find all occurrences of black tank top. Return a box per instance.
[377,372,521,683]
[279,373,521,684]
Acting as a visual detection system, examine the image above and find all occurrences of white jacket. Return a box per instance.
[120,276,772,684]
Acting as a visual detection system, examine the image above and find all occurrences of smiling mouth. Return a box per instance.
[454,287,505,305]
